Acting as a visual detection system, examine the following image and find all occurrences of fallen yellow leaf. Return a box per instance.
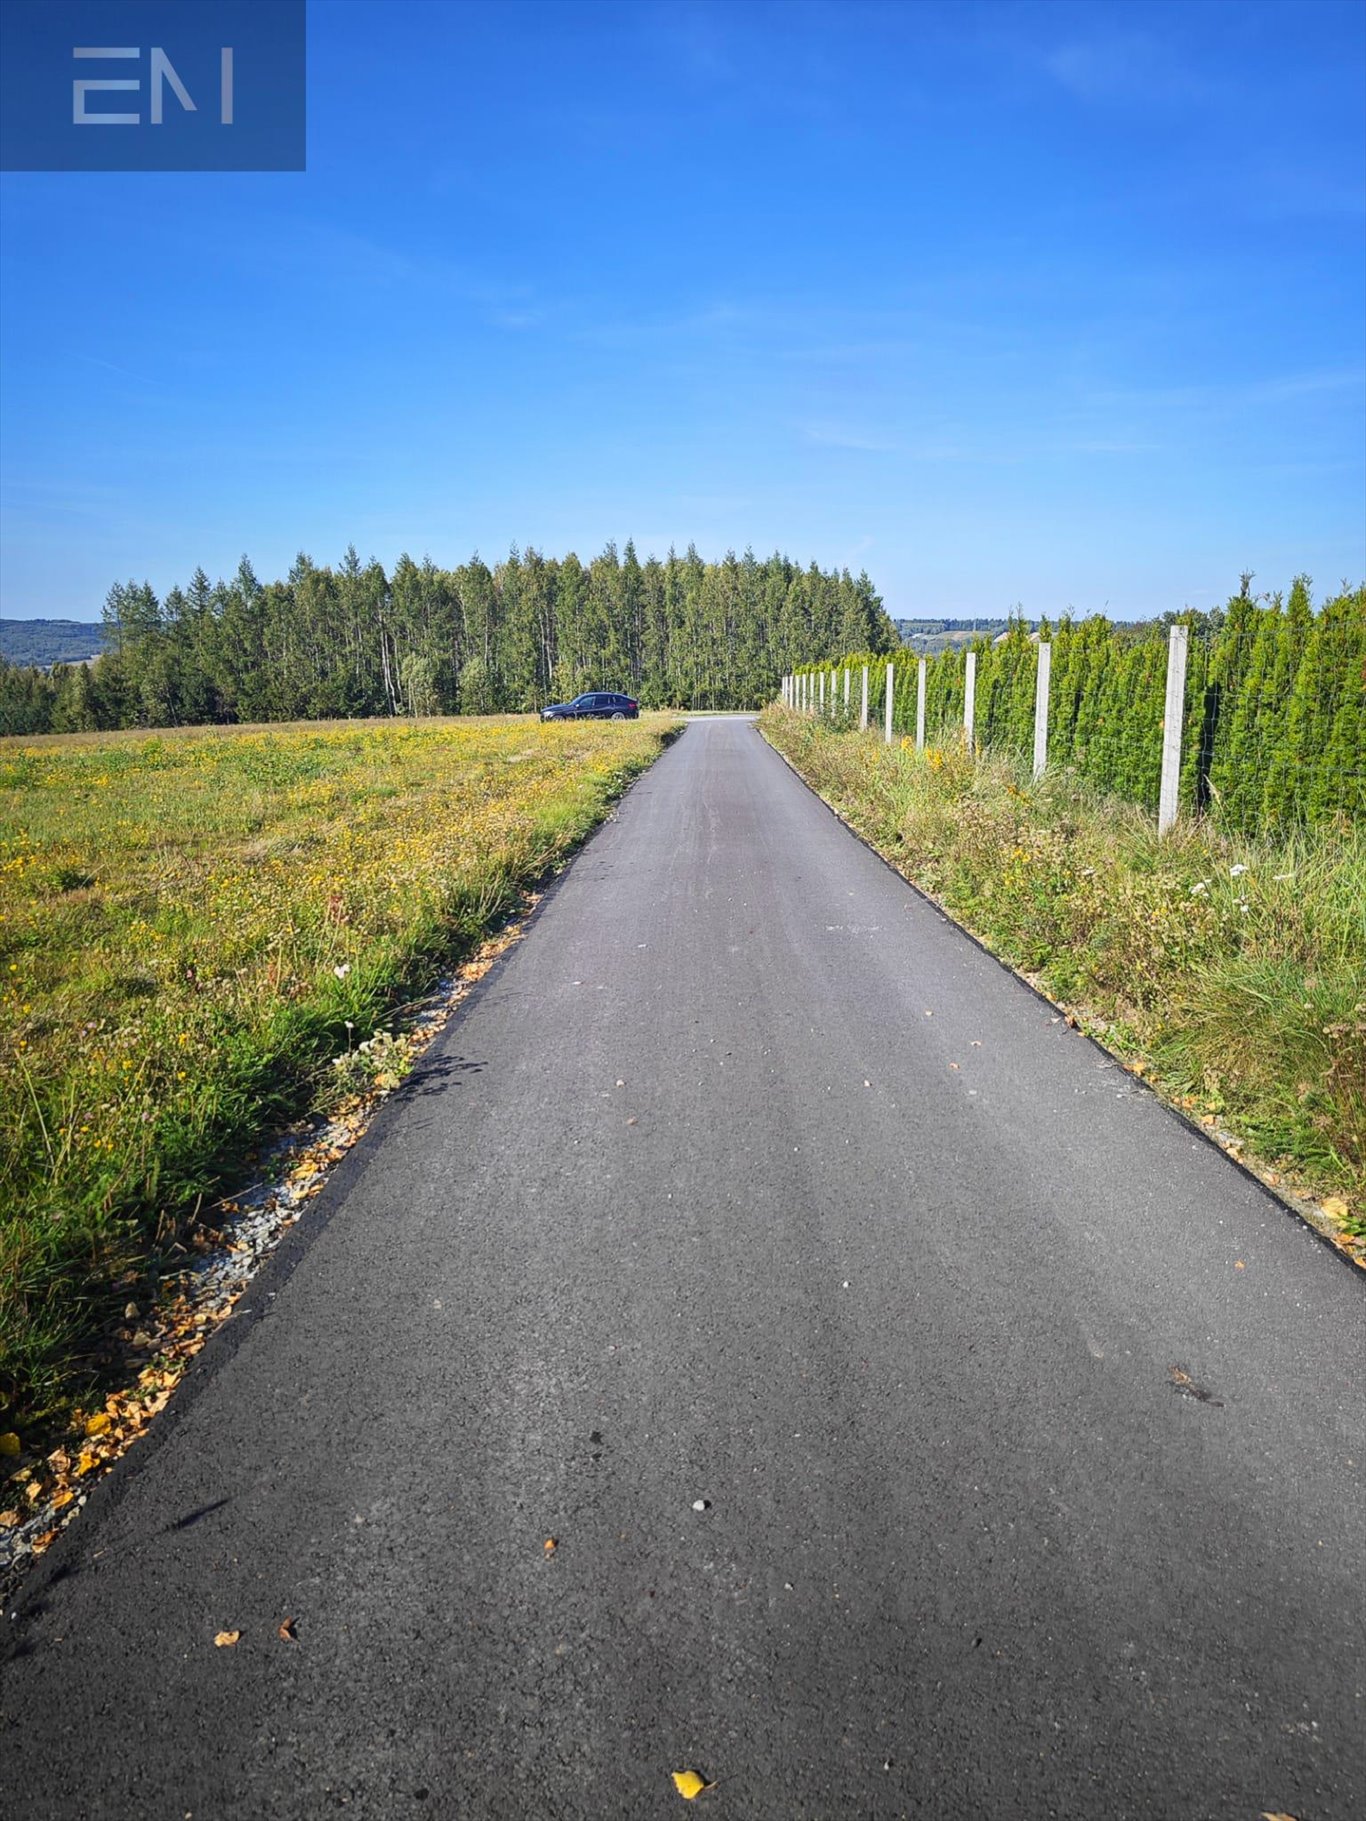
[1261,1812,1300,1820]
[672,1770,714,1800]
[84,1412,112,1437]
[1322,1197,1350,1222]
[52,1489,75,1511]
[0,1432,20,1457]
[544,1537,557,1554]
[75,1450,99,1475]
[214,1629,241,1648]
[278,1617,298,1642]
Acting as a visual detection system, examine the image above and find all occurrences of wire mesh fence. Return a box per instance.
[786,589,1366,837]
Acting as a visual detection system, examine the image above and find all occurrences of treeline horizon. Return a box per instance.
[0,541,897,736]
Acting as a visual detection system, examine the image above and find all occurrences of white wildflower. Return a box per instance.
[1190,880,1209,895]
[1229,863,1248,877]
[333,963,351,979]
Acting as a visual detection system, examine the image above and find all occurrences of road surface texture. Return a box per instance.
[4,717,1363,1820]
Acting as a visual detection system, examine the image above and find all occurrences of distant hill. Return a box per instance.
[894,616,1035,654]
[0,618,107,667]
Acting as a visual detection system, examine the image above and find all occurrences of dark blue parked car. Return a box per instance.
[540,691,639,722]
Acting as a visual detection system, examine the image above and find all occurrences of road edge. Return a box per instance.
[755,718,1365,1281]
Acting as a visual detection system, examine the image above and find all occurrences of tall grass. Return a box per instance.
[0,714,677,1427]
[763,709,1365,1223]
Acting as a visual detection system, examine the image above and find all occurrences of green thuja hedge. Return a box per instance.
[796,578,1365,836]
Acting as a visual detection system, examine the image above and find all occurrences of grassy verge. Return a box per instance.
[0,713,678,1430]
[762,709,1365,1254]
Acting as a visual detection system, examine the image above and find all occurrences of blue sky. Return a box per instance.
[1,0,1363,621]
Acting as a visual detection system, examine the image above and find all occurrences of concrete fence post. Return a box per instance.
[818,672,825,715]
[884,661,895,744]
[843,667,850,713]
[1158,624,1189,837]
[860,663,869,731]
[1032,641,1051,781]
[964,650,977,751]
[915,657,927,753]
[829,669,837,716]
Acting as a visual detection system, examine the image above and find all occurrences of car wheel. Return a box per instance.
[610,711,626,721]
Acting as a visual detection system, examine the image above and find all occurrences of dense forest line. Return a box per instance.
[0,542,896,735]
[796,577,1366,834]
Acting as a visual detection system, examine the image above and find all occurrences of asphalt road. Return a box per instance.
[4,716,1363,1820]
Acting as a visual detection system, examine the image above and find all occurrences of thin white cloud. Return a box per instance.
[70,351,163,388]
[1043,32,1214,106]
[1093,366,1366,414]
[487,308,547,332]
[800,423,900,453]
[571,301,748,349]
[646,1,739,83]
